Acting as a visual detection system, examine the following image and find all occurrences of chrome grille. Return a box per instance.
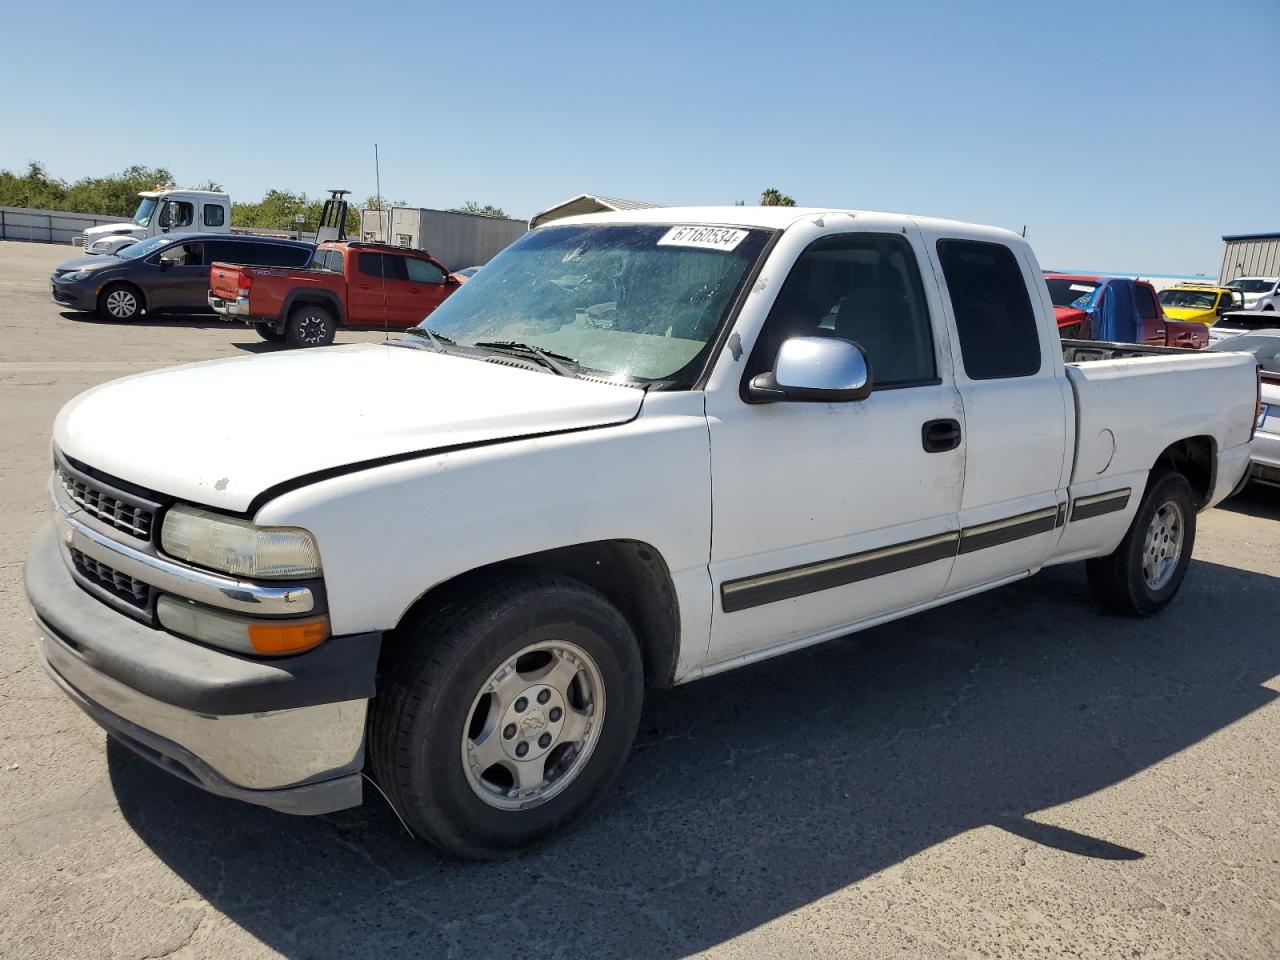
[70,547,151,610]
[56,459,157,540]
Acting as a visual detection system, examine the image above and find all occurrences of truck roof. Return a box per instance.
[138,189,230,199]
[551,205,1026,243]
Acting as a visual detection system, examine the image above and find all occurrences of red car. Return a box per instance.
[208,241,464,347]
[1043,273,1207,349]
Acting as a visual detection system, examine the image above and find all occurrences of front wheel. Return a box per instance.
[285,304,335,347]
[97,283,142,322]
[1086,469,1196,616]
[369,573,644,859]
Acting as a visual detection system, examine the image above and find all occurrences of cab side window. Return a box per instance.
[359,253,409,280]
[160,201,195,229]
[1134,284,1157,321]
[406,258,446,284]
[203,204,225,227]
[747,233,937,388]
[936,239,1040,380]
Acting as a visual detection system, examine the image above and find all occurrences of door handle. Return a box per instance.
[922,418,962,453]
[357,283,372,290]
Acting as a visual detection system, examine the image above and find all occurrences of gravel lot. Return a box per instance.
[1,238,1277,960]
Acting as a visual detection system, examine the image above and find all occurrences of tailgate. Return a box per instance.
[209,262,243,300]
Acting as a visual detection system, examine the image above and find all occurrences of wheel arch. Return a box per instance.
[98,278,148,314]
[1154,435,1215,509]
[388,539,683,688]
[282,288,344,324]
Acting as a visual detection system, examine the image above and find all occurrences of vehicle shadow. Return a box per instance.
[61,310,239,330]
[108,559,1280,959]
[1221,481,1280,522]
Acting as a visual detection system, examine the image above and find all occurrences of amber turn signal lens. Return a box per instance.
[247,618,330,655]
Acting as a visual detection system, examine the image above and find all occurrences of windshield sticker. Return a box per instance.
[1069,284,1094,292]
[657,226,748,252]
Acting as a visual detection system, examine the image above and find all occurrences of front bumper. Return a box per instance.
[25,522,380,815]
[208,291,250,317]
[1251,429,1280,486]
[50,279,93,310]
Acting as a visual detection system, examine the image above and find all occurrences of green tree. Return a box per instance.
[449,200,508,218]
[0,162,182,216]
[759,187,796,207]
[233,189,359,235]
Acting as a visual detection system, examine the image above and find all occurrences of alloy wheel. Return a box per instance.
[460,640,605,810]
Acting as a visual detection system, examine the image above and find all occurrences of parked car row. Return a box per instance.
[52,231,468,345]
[51,233,313,321]
[1044,273,1208,348]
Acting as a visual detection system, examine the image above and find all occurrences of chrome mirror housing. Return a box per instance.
[747,336,872,403]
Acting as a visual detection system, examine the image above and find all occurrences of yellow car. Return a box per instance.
[1157,284,1245,326]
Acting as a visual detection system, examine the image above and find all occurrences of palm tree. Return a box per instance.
[759,187,796,207]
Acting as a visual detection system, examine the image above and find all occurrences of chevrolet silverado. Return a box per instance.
[27,206,1259,859]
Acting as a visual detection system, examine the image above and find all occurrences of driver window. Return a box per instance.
[746,233,937,388]
[406,258,446,284]
[175,242,203,266]
[160,201,195,229]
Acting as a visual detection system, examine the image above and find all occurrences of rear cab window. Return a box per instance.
[1134,284,1158,320]
[936,239,1041,380]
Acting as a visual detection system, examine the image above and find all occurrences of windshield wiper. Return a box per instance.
[403,328,455,351]
[473,340,579,378]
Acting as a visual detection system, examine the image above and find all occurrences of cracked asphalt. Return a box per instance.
[1,239,1278,959]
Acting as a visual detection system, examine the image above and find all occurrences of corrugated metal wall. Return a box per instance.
[1219,236,1280,283]
[359,208,527,270]
[0,206,128,244]
[419,210,526,270]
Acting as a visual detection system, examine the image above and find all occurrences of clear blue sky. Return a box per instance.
[4,0,1277,275]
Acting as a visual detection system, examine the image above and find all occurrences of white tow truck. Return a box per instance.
[27,206,1259,859]
[80,188,232,256]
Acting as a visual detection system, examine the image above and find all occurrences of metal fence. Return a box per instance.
[0,206,320,246]
[0,206,129,244]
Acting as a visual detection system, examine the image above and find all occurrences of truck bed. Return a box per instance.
[1061,343,1257,496]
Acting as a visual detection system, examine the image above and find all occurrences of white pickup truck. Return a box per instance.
[26,206,1259,859]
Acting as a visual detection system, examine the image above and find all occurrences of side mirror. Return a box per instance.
[746,336,872,404]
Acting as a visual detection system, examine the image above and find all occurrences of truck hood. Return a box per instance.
[83,223,141,238]
[1053,305,1087,329]
[54,343,646,512]
[1161,307,1214,324]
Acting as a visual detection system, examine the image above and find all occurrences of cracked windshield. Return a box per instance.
[416,223,772,382]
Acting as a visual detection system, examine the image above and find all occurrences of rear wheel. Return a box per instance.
[369,573,644,859]
[254,323,286,343]
[285,304,335,347]
[97,283,142,322]
[1086,469,1196,616]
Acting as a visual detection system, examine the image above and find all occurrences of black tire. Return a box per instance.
[285,303,335,347]
[1086,469,1196,616]
[254,323,286,343]
[97,282,143,322]
[1264,305,1275,312]
[369,572,644,860]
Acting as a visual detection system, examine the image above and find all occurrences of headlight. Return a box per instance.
[160,505,322,579]
[62,269,92,281]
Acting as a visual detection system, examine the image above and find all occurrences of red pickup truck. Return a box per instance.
[208,241,463,347]
[1043,273,1206,349]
